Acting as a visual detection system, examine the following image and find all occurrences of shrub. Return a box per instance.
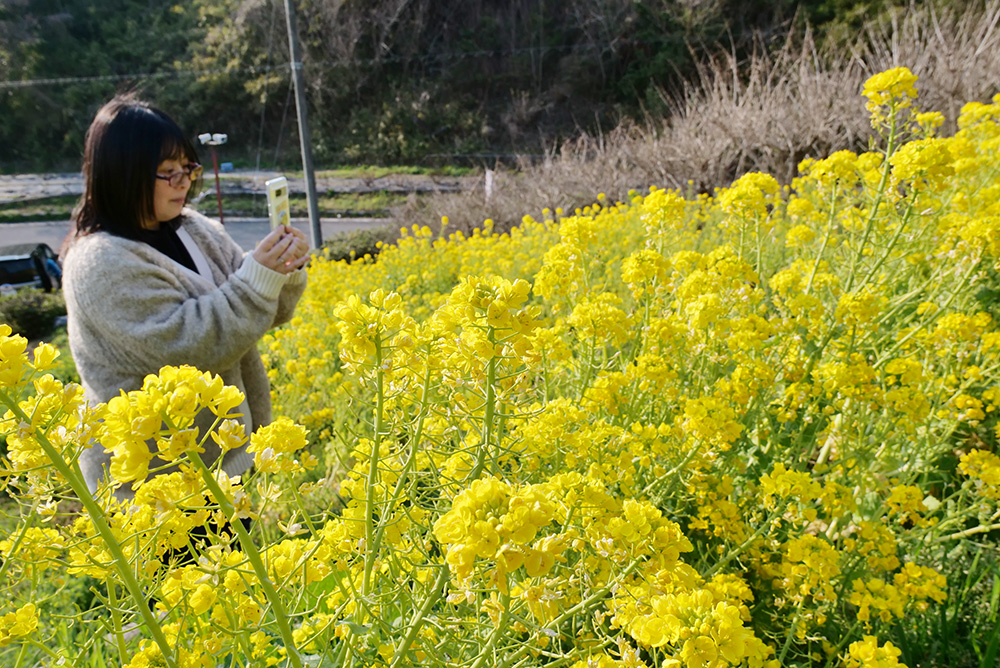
[319,224,399,263]
[0,290,66,340]
[44,327,79,385]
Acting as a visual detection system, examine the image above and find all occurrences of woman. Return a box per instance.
[63,94,309,500]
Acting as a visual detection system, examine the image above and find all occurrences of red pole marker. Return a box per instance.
[212,145,224,225]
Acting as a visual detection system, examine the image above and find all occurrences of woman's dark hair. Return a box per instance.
[71,94,201,239]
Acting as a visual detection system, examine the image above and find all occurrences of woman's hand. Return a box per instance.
[252,226,310,274]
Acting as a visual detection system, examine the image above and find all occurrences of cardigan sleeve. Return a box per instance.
[175,208,306,328]
[274,268,307,327]
[65,237,289,377]
[194,210,308,328]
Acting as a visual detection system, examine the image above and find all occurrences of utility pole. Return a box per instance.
[282,0,322,248]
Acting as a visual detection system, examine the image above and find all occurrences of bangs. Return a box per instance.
[159,133,197,163]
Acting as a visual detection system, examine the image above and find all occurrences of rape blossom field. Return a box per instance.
[2,67,1000,667]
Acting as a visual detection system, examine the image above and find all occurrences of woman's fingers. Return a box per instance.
[285,253,311,271]
[279,226,311,267]
[252,227,311,274]
[259,226,287,250]
[253,231,295,272]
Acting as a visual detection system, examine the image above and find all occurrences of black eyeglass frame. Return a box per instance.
[155,163,203,188]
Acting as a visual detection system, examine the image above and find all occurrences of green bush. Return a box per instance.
[320,224,399,263]
[45,327,80,385]
[0,290,66,341]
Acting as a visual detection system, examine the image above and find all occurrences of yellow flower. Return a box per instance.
[889,138,954,188]
[0,325,30,389]
[843,521,900,573]
[778,535,841,604]
[156,427,203,462]
[785,224,817,249]
[621,248,670,298]
[862,67,918,111]
[886,484,930,526]
[641,186,689,244]
[893,562,947,608]
[914,111,945,136]
[845,636,908,668]
[849,578,906,623]
[210,418,247,452]
[249,416,309,455]
[836,285,887,329]
[958,449,1000,500]
[717,172,781,227]
[679,635,718,667]
[681,395,743,449]
[0,603,37,647]
[30,342,59,372]
[802,150,860,187]
[759,462,822,509]
[188,583,217,615]
[0,527,65,571]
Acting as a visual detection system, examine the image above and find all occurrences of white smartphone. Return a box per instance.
[265,176,291,230]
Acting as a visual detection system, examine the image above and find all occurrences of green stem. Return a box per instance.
[755,215,769,302]
[640,436,703,499]
[541,347,551,403]
[389,565,449,668]
[503,558,643,667]
[469,593,511,668]
[577,336,595,401]
[12,641,28,668]
[814,402,849,468]
[778,599,805,664]
[876,255,982,365]
[800,324,839,386]
[857,196,915,288]
[804,184,839,295]
[470,330,498,481]
[332,633,352,666]
[821,620,861,668]
[107,581,129,665]
[288,485,318,535]
[705,507,781,579]
[370,365,432,566]
[0,388,178,668]
[871,266,946,332]
[186,451,302,668]
[937,522,1000,543]
[0,503,36,586]
[845,111,897,294]
[363,339,386,597]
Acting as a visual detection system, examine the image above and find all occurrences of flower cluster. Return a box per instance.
[0,604,37,648]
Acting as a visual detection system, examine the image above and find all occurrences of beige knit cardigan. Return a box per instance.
[63,208,307,498]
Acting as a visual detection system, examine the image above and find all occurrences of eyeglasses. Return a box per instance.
[155,163,203,188]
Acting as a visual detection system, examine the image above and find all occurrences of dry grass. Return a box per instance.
[395,0,1000,235]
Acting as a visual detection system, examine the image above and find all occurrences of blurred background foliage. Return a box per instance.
[0,0,939,173]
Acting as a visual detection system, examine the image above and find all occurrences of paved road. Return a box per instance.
[0,217,390,254]
[0,170,475,202]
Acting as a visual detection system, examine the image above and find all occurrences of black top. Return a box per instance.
[137,220,197,273]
